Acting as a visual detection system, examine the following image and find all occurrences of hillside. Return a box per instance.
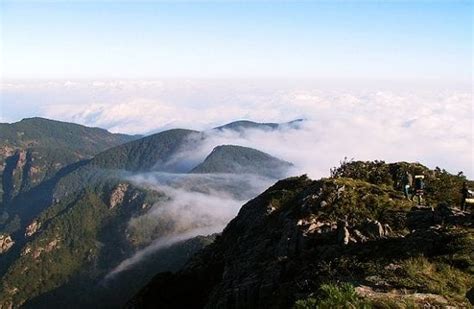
[89,128,200,172]
[129,161,473,308]
[0,128,200,235]
[0,181,163,307]
[191,145,293,178]
[0,123,294,307]
[0,117,138,207]
[0,117,136,153]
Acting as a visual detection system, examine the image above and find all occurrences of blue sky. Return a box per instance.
[1,0,472,81]
[0,1,472,176]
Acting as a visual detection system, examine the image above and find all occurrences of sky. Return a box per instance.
[0,0,472,81]
[0,0,472,177]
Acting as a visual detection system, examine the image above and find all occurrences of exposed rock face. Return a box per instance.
[32,237,61,259]
[25,220,41,237]
[15,150,28,171]
[337,221,350,245]
[0,234,14,254]
[1,150,29,203]
[109,183,129,209]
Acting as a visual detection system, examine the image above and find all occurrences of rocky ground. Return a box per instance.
[128,161,474,308]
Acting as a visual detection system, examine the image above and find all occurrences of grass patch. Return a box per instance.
[294,283,372,309]
[399,256,473,301]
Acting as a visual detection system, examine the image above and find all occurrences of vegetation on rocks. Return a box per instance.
[129,161,473,308]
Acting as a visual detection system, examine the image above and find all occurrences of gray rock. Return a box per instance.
[364,219,385,238]
[353,229,369,243]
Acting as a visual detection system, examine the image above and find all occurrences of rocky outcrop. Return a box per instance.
[407,204,472,230]
[0,234,14,254]
[362,219,386,238]
[337,221,351,245]
[21,245,32,256]
[109,183,129,209]
[25,220,41,237]
[1,149,33,204]
[129,170,473,308]
[32,237,61,259]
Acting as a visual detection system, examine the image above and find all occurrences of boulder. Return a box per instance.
[353,229,369,243]
[0,234,14,254]
[25,220,41,237]
[363,219,385,239]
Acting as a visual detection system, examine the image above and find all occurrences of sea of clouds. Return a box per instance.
[1,79,471,177]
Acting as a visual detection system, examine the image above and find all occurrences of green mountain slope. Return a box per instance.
[0,181,163,307]
[0,117,136,154]
[0,123,293,307]
[129,161,473,308]
[24,234,216,307]
[0,128,200,234]
[90,129,199,171]
[191,145,292,178]
[0,117,138,206]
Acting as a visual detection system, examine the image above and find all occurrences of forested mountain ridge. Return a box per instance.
[0,118,296,308]
[191,145,292,178]
[0,117,138,207]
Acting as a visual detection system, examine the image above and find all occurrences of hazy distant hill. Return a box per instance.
[192,145,292,178]
[213,119,304,132]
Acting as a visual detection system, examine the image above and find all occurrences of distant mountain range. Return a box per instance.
[213,119,304,132]
[0,117,298,307]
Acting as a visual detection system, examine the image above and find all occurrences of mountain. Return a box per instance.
[0,128,200,234]
[213,119,304,132]
[191,145,292,178]
[0,117,138,207]
[0,117,136,154]
[0,121,293,307]
[89,129,200,172]
[129,161,473,308]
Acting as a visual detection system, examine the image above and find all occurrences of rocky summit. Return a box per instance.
[128,161,473,308]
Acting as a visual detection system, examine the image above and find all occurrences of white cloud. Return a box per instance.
[1,80,472,177]
[105,172,275,278]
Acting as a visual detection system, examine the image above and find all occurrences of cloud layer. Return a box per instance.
[1,80,472,177]
[105,171,276,278]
